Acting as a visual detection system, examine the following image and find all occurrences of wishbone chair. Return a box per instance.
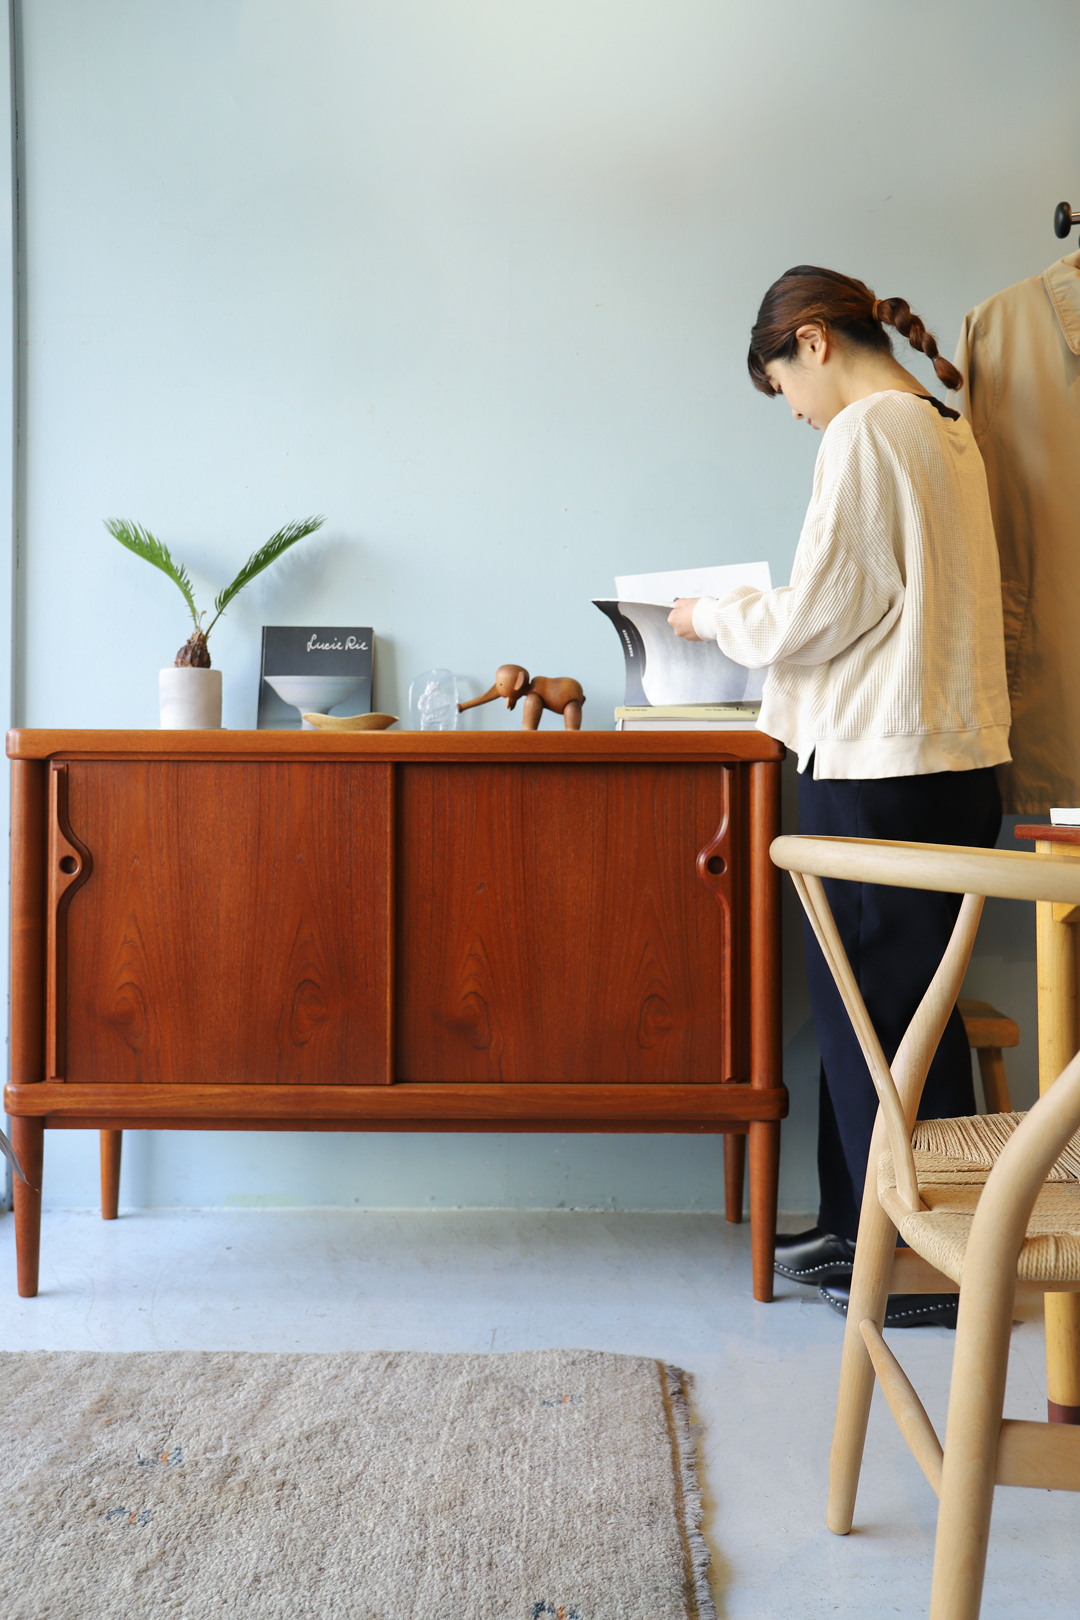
[770,834,1080,1620]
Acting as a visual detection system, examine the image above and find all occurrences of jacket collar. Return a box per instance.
[1043,251,1080,357]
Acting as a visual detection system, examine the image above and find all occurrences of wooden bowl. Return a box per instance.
[302,712,398,732]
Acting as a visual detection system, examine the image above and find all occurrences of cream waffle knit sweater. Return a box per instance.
[691,391,1011,779]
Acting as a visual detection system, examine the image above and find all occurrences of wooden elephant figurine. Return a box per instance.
[458,664,585,730]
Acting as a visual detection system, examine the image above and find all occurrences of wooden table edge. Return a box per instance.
[6,728,786,764]
[1015,824,1080,846]
[5,1081,790,1122]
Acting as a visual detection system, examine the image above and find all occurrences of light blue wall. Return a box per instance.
[11,1,1075,1211]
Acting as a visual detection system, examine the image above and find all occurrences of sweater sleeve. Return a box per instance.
[691,415,900,669]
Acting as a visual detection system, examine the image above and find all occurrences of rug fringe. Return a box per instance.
[664,1364,717,1620]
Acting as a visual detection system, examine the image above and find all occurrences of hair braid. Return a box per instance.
[872,297,963,392]
[748,266,965,394]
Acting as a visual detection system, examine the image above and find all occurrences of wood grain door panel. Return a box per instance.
[59,762,392,1085]
[395,762,742,1083]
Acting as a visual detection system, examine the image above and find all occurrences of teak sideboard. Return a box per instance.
[4,729,786,1299]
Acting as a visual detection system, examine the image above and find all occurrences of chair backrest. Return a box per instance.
[770,835,1080,1214]
[770,834,1080,905]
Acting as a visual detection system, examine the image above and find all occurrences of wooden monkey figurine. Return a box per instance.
[457,664,586,730]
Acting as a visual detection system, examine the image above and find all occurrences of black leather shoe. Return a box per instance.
[818,1280,958,1329]
[773,1227,856,1283]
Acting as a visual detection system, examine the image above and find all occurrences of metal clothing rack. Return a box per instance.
[1055,200,1080,239]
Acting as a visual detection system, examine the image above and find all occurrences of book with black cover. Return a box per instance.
[257,626,373,729]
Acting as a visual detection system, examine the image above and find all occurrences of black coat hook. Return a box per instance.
[1055,201,1080,239]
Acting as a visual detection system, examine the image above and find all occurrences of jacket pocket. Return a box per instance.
[1000,578,1030,703]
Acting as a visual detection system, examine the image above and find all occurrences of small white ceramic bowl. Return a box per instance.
[263,674,366,727]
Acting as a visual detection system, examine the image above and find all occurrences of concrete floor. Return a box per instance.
[1,1207,1075,1618]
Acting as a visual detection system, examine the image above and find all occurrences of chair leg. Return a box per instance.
[929,1277,1014,1620]
[827,1177,898,1533]
[976,1046,1012,1114]
[723,1133,745,1224]
[1045,1292,1080,1423]
[100,1130,122,1221]
[748,1120,779,1302]
[12,1118,43,1299]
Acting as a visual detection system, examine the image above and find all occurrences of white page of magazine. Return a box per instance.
[611,602,765,703]
[614,560,772,605]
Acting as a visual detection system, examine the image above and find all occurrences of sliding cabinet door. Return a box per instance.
[53,760,393,1087]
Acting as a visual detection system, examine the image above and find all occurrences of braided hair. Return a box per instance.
[747,265,962,396]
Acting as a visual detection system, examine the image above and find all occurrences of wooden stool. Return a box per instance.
[958,998,1018,1114]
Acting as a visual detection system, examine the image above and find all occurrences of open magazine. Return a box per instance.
[594,562,771,706]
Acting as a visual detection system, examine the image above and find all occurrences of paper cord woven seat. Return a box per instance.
[914,1111,1080,1178]
[769,832,1080,1620]
[879,1117,1080,1285]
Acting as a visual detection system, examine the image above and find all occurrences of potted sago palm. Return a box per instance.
[106,516,324,727]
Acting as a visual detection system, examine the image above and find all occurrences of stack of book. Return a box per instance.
[615,703,761,731]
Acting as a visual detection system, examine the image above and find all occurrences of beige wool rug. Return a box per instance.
[0,1349,714,1620]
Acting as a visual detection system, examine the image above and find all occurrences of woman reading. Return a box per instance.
[669,266,1010,1325]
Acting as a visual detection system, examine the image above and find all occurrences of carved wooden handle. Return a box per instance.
[696,766,735,1082]
[46,763,92,1080]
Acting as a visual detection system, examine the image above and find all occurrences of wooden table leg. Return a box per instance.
[9,759,46,1298]
[976,1046,1012,1113]
[724,1132,745,1224]
[749,1119,779,1302]
[1036,840,1080,1423]
[748,759,784,1300]
[1046,1295,1080,1423]
[12,1117,43,1298]
[100,1129,122,1220]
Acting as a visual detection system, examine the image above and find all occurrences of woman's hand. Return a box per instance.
[668,598,702,641]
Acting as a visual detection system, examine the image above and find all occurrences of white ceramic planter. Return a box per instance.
[159,667,223,729]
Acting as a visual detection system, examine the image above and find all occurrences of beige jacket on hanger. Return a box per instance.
[953,251,1080,813]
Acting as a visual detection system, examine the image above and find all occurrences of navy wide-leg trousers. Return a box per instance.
[797,762,1003,1241]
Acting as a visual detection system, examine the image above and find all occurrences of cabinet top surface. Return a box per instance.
[1014,823,1080,846]
[7,728,784,764]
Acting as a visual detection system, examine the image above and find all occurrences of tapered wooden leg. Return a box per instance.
[1046,1292,1080,1423]
[748,1119,779,1301]
[828,1122,898,1534]
[12,1117,43,1299]
[1035,860,1080,1422]
[929,1274,1014,1617]
[100,1130,122,1221]
[976,1046,1011,1113]
[724,1133,745,1224]
[746,759,781,1298]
